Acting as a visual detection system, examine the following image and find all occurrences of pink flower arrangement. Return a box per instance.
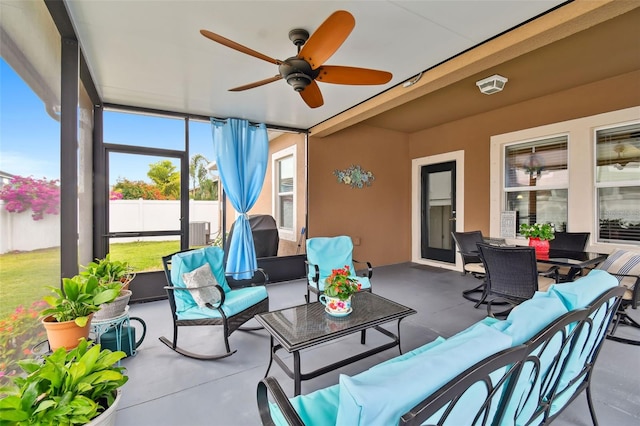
[0,175,60,220]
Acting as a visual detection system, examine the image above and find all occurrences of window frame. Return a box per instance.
[593,120,640,245]
[490,106,640,253]
[272,145,296,242]
[503,134,569,235]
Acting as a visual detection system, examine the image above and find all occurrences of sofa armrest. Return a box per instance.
[257,377,305,426]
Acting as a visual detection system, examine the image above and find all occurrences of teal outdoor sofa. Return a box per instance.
[257,270,624,425]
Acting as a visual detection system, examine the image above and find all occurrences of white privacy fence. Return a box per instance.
[0,200,220,253]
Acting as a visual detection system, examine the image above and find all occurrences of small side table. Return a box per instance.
[90,307,134,363]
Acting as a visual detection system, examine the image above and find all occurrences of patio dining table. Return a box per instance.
[534,249,607,268]
[535,248,608,282]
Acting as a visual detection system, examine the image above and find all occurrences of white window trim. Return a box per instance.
[490,106,640,254]
[272,145,296,241]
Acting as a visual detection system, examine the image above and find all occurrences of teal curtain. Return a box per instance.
[211,118,268,279]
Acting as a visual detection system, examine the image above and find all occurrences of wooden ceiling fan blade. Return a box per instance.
[299,80,324,108]
[299,10,355,69]
[229,75,282,92]
[200,30,281,65]
[316,66,392,85]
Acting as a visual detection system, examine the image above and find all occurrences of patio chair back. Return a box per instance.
[477,243,540,315]
[550,231,590,251]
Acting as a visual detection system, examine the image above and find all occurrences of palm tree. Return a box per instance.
[189,154,217,200]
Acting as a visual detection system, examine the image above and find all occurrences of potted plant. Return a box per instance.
[41,275,120,351]
[0,338,128,425]
[81,255,136,320]
[80,255,136,290]
[519,223,555,255]
[320,266,362,317]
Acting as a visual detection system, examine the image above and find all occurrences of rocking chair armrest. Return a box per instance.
[304,260,320,283]
[257,377,304,426]
[163,284,226,308]
[353,259,373,279]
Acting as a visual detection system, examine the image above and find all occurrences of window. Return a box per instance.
[272,146,296,241]
[595,122,640,244]
[504,136,568,233]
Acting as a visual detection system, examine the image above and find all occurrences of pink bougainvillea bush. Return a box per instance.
[0,176,60,220]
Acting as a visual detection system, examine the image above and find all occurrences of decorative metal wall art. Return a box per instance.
[333,165,374,189]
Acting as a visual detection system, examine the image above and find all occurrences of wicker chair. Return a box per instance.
[597,249,640,346]
[451,231,487,306]
[543,231,590,282]
[477,243,557,317]
[160,246,269,359]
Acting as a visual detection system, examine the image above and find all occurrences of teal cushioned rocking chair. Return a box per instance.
[160,246,269,360]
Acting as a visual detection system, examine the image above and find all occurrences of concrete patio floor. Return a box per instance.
[115,263,640,425]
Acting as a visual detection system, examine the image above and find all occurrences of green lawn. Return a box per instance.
[0,240,181,317]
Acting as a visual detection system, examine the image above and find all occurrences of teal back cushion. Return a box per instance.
[501,291,569,346]
[335,323,512,426]
[549,269,617,311]
[306,236,356,290]
[170,247,232,312]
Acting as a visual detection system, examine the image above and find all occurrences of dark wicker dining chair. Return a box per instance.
[544,231,590,282]
[477,243,557,317]
[451,231,486,306]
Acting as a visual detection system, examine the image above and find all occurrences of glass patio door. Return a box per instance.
[421,161,456,263]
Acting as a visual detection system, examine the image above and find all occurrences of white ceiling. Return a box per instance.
[65,0,566,130]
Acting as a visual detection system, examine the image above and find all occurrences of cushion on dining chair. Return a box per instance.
[596,249,640,301]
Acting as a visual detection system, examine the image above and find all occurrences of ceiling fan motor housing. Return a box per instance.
[279,57,319,91]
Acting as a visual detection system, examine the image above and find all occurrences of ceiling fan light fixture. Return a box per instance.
[286,72,312,92]
[476,74,508,95]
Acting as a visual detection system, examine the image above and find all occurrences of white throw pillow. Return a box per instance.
[182,263,222,308]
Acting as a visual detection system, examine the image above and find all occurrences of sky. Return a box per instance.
[0,58,214,187]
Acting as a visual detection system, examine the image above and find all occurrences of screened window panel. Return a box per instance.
[595,123,640,183]
[505,137,568,188]
[506,190,568,232]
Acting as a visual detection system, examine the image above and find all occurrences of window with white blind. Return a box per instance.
[595,122,640,244]
[272,146,296,241]
[504,136,569,233]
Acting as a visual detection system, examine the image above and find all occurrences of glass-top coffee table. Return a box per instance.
[255,291,416,395]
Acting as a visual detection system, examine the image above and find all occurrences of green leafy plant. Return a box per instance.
[324,266,362,301]
[80,255,135,287]
[519,223,555,241]
[0,339,128,425]
[41,275,120,327]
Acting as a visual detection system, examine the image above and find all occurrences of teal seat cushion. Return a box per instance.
[549,269,617,311]
[270,384,340,426]
[176,286,267,320]
[335,322,512,426]
[170,247,232,313]
[501,291,569,346]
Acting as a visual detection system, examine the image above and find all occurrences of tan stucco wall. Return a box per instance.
[250,132,306,256]
[308,125,410,266]
[308,70,640,266]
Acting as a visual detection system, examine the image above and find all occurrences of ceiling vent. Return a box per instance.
[476,74,508,95]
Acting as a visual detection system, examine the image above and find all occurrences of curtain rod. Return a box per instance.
[103,103,307,134]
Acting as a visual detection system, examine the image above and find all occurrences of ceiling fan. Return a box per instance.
[200,10,392,108]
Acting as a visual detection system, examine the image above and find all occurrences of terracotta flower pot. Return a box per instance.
[42,313,93,351]
[528,237,550,256]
